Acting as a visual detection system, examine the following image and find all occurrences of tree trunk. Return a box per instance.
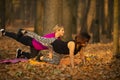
[76,0,83,34]
[63,0,73,40]
[71,0,77,34]
[100,0,105,35]
[43,0,59,34]
[77,0,90,34]
[34,0,44,35]
[113,0,119,55]
[58,0,63,25]
[104,0,108,35]
[87,0,96,33]
[6,0,13,26]
[92,0,100,43]
[106,0,113,39]
[77,0,86,33]
[119,0,120,53]
[81,0,90,33]
[0,0,5,29]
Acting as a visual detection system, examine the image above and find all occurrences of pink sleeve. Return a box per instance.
[43,32,61,39]
[43,33,55,38]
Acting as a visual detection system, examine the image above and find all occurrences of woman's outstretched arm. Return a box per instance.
[67,41,75,69]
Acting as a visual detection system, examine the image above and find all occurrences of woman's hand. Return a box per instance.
[68,41,75,69]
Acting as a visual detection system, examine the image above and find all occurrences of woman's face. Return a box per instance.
[80,39,89,47]
[76,36,89,47]
[57,28,64,37]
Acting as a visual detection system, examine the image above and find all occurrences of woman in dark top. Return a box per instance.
[24,30,91,68]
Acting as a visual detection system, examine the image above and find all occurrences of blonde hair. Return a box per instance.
[53,24,64,32]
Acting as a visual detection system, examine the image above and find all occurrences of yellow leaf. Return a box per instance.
[86,57,91,61]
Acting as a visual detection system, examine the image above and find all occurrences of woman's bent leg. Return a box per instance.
[5,31,39,59]
[42,52,61,65]
[30,47,39,58]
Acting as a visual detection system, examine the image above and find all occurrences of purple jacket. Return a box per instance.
[32,32,60,50]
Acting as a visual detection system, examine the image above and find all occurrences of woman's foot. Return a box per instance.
[0,29,5,36]
[17,29,27,37]
[16,48,22,58]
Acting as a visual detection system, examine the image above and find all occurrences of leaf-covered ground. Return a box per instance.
[0,32,120,80]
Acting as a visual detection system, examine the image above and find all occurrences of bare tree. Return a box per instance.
[113,0,119,55]
[71,0,77,34]
[90,0,100,43]
[43,0,59,34]
[0,0,5,29]
[104,0,108,35]
[6,0,13,26]
[87,0,96,33]
[99,0,105,35]
[118,0,120,54]
[34,0,44,35]
[77,0,90,34]
[58,0,63,25]
[62,0,73,40]
[106,0,113,40]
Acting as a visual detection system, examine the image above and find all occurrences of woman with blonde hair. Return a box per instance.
[0,24,64,59]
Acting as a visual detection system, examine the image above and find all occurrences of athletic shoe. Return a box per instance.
[0,29,5,36]
[17,29,26,37]
[16,48,22,58]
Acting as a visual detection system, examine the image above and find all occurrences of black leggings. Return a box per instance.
[5,31,39,58]
[21,47,39,59]
[5,31,33,46]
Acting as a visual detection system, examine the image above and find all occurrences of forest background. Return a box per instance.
[0,0,120,80]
